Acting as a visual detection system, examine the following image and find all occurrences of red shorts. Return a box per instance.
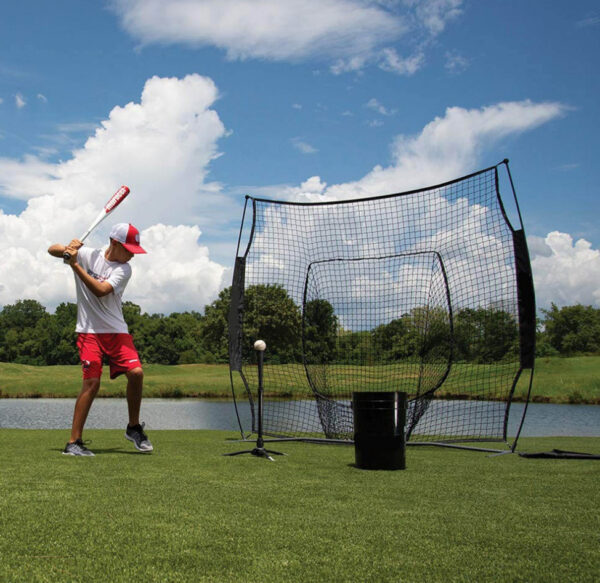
[77,333,142,380]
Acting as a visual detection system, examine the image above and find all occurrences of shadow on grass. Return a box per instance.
[51,447,148,456]
[347,463,408,471]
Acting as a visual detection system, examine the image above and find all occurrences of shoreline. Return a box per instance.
[1,392,599,405]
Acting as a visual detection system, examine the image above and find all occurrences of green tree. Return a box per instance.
[202,287,231,363]
[372,317,418,361]
[303,299,338,364]
[337,330,371,365]
[535,316,558,357]
[0,300,49,364]
[166,312,205,363]
[126,307,206,365]
[1,299,47,329]
[45,303,79,364]
[242,284,302,363]
[205,284,303,364]
[542,303,600,355]
[454,307,518,363]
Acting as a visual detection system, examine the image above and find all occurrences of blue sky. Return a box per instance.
[0,0,599,313]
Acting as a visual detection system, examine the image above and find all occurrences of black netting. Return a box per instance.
[229,162,535,445]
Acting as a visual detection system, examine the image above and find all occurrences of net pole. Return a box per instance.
[501,159,526,230]
[229,196,251,438]
[510,366,535,452]
[501,159,536,451]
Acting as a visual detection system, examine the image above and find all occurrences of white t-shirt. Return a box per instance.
[74,246,132,334]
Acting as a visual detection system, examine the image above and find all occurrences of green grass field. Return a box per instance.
[1,356,600,403]
[0,430,598,582]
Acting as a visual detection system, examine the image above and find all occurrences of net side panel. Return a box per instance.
[237,168,522,442]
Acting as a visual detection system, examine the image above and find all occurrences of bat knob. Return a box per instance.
[63,252,72,264]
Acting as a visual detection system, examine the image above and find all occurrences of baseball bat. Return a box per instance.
[63,186,130,263]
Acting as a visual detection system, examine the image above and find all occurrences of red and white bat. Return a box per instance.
[63,186,130,262]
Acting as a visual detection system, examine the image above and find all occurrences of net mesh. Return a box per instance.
[230,164,534,444]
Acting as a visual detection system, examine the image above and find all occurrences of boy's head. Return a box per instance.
[109,223,146,255]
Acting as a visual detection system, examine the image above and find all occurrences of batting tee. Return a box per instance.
[228,160,535,452]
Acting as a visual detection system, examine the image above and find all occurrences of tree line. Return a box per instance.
[0,289,599,366]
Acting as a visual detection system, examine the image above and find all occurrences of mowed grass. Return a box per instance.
[0,430,598,583]
[1,356,600,403]
[0,363,232,399]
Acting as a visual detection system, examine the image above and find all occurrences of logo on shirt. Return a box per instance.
[87,268,106,282]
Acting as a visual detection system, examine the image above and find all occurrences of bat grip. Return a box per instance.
[63,232,88,264]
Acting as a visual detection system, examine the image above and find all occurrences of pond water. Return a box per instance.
[0,398,598,437]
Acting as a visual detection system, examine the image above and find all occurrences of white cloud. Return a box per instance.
[377,47,424,75]
[291,137,318,154]
[330,55,369,75]
[127,224,230,314]
[56,122,100,134]
[282,100,567,202]
[112,0,403,60]
[366,98,396,116]
[0,155,58,200]
[527,235,552,258]
[15,93,26,108]
[530,232,600,308]
[111,0,462,74]
[556,162,580,172]
[576,13,600,28]
[0,74,232,314]
[444,50,469,74]
[407,0,462,36]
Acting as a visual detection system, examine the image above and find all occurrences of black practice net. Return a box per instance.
[229,161,535,448]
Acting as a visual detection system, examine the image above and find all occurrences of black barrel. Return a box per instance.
[352,391,407,470]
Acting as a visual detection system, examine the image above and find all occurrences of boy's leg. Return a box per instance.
[125,367,144,427]
[70,333,103,444]
[69,377,101,443]
[107,334,152,452]
[124,367,153,452]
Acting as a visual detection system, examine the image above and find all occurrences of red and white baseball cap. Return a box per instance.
[109,223,146,254]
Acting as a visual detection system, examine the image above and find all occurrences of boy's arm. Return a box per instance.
[48,243,66,258]
[49,241,113,298]
[69,262,114,297]
[64,247,113,297]
[48,239,83,258]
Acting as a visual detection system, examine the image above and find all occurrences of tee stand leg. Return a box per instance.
[224,345,285,461]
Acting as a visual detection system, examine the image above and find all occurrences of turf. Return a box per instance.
[1,356,600,403]
[0,430,598,582]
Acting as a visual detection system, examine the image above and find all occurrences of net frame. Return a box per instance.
[228,160,535,452]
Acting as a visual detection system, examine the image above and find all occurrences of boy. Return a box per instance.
[48,223,153,456]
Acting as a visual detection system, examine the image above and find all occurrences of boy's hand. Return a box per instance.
[64,246,78,266]
[68,239,83,250]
